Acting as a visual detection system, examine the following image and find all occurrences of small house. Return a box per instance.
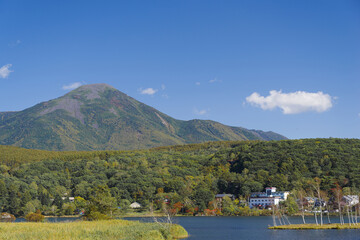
[130,202,141,209]
[215,194,235,202]
[215,194,235,210]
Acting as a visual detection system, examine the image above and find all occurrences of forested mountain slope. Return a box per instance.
[0,84,286,151]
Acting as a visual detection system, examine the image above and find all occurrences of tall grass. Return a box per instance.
[0,220,188,240]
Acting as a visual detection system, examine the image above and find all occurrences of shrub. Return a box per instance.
[170,224,189,239]
[83,211,112,221]
[25,211,45,222]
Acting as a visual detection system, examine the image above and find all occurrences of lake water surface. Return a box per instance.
[126,216,360,240]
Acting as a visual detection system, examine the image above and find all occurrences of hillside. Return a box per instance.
[0,138,359,217]
[0,84,286,151]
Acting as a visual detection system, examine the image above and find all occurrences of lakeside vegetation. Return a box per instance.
[269,223,360,230]
[0,220,188,239]
[0,138,359,219]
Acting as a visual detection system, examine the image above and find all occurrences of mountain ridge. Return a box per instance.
[0,83,286,151]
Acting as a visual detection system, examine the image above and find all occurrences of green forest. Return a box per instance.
[0,138,359,217]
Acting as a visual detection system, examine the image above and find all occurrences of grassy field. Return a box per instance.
[0,220,189,240]
[269,223,360,230]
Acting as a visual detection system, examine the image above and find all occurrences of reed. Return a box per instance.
[0,219,188,239]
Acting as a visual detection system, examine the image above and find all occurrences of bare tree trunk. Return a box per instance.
[277,214,283,225]
[314,210,318,225]
[151,202,174,231]
[277,208,284,226]
[327,206,331,224]
[301,206,306,224]
[272,205,277,226]
[351,207,355,224]
[298,190,306,224]
[311,178,323,225]
[316,192,323,225]
[338,202,344,225]
[347,206,351,226]
[281,214,286,225]
[283,214,291,225]
[320,204,323,225]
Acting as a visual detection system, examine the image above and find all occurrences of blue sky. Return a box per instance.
[1,0,359,139]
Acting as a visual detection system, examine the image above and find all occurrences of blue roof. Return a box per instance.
[215,194,234,198]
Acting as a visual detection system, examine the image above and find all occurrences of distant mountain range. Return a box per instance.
[0,84,286,151]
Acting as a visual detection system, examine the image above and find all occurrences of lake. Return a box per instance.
[15,216,360,239]
[126,216,360,240]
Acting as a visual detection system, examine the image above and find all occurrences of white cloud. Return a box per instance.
[140,88,158,95]
[161,84,166,90]
[246,90,333,114]
[0,64,13,78]
[195,82,201,86]
[194,108,209,116]
[62,82,82,90]
[209,78,222,83]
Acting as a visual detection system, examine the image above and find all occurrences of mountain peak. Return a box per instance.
[69,83,116,100]
[0,84,287,151]
[78,83,115,90]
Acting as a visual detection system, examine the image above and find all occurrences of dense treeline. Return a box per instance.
[0,138,359,217]
[0,145,126,167]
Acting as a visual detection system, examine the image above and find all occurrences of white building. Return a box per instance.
[249,187,289,209]
[343,195,359,206]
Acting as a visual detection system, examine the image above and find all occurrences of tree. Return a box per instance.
[63,202,76,215]
[53,193,63,211]
[21,190,32,207]
[118,199,131,214]
[221,196,239,216]
[192,186,213,212]
[23,200,41,216]
[74,196,87,209]
[0,180,7,212]
[84,185,116,220]
[39,192,51,206]
[7,183,21,216]
[283,195,298,216]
